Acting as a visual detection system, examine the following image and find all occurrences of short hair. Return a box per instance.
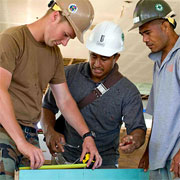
[151,18,176,30]
[45,9,67,23]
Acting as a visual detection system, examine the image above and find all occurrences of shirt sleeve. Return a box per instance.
[146,85,154,116]
[42,87,59,114]
[49,47,66,84]
[122,88,147,134]
[0,34,20,73]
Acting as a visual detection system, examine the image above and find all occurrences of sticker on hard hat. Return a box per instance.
[133,16,140,24]
[68,4,78,13]
[100,35,105,43]
[122,33,124,42]
[155,4,163,12]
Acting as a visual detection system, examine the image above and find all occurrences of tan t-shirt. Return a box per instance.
[0,25,66,127]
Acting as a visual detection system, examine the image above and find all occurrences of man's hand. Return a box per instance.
[17,141,44,169]
[170,149,180,178]
[45,129,65,156]
[138,149,149,172]
[80,136,102,169]
[120,129,145,154]
[119,135,136,153]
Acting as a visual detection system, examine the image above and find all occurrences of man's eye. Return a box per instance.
[91,55,96,59]
[145,31,151,35]
[101,58,108,61]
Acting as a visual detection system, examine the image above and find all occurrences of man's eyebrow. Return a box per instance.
[67,32,75,39]
[139,30,150,35]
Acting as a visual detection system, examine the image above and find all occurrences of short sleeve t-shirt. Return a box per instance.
[0,25,66,127]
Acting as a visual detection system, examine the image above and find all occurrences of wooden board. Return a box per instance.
[18,169,149,180]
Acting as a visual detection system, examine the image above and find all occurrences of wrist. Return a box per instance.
[44,125,55,136]
[82,131,96,141]
[16,138,28,148]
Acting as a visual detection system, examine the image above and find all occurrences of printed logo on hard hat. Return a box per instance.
[100,35,105,42]
[122,33,125,42]
[155,4,164,12]
[68,4,78,13]
[96,35,105,47]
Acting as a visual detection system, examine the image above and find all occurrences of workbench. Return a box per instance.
[16,168,149,180]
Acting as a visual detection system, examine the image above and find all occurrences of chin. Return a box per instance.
[151,48,160,53]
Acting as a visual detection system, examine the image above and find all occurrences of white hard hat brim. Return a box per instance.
[86,42,123,57]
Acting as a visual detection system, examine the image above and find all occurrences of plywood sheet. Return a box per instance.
[19,169,149,180]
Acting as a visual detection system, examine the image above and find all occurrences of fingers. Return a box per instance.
[92,154,102,169]
[80,148,87,162]
[138,160,148,172]
[80,137,102,169]
[119,143,135,154]
[119,135,136,154]
[138,153,149,172]
[171,161,180,178]
[46,133,65,155]
[120,135,133,146]
[86,153,93,168]
[178,163,180,178]
[138,160,144,168]
[174,163,180,178]
[80,152,102,169]
[29,148,45,169]
[170,160,174,172]
[17,141,45,169]
[55,141,64,152]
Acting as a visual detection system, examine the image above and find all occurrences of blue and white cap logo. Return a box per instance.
[68,4,78,13]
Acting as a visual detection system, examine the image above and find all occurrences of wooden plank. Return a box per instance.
[14,170,19,180]
[18,169,149,180]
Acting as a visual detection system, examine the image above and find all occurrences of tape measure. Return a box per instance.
[82,153,95,164]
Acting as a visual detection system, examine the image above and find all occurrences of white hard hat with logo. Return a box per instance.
[86,21,124,57]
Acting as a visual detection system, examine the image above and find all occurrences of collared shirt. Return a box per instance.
[146,37,180,170]
[43,62,146,165]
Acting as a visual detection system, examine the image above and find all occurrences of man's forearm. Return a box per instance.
[0,89,26,146]
[50,83,90,137]
[40,108,56,135]
[59,97,90,137]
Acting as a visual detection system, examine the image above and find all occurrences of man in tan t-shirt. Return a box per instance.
[0,0,102,179]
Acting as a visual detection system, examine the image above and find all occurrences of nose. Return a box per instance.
[94,59,101,67]
[143,34,149,43]
[61,37,70,46]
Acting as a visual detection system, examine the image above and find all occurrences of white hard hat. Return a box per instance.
[86,21,124,57]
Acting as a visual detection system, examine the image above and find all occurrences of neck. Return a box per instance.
[161,33,179,63]
[27,18,45,42]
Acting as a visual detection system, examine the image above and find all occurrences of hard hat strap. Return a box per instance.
[164,11,176,19]
[164,11,176,29]
[52,4,62,11]
[62,9,71,17]
[48,0,62,12]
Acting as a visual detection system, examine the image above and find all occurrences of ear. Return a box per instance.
[51,11,61,23]
[115,54,120,62]
[161,21,170,33]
